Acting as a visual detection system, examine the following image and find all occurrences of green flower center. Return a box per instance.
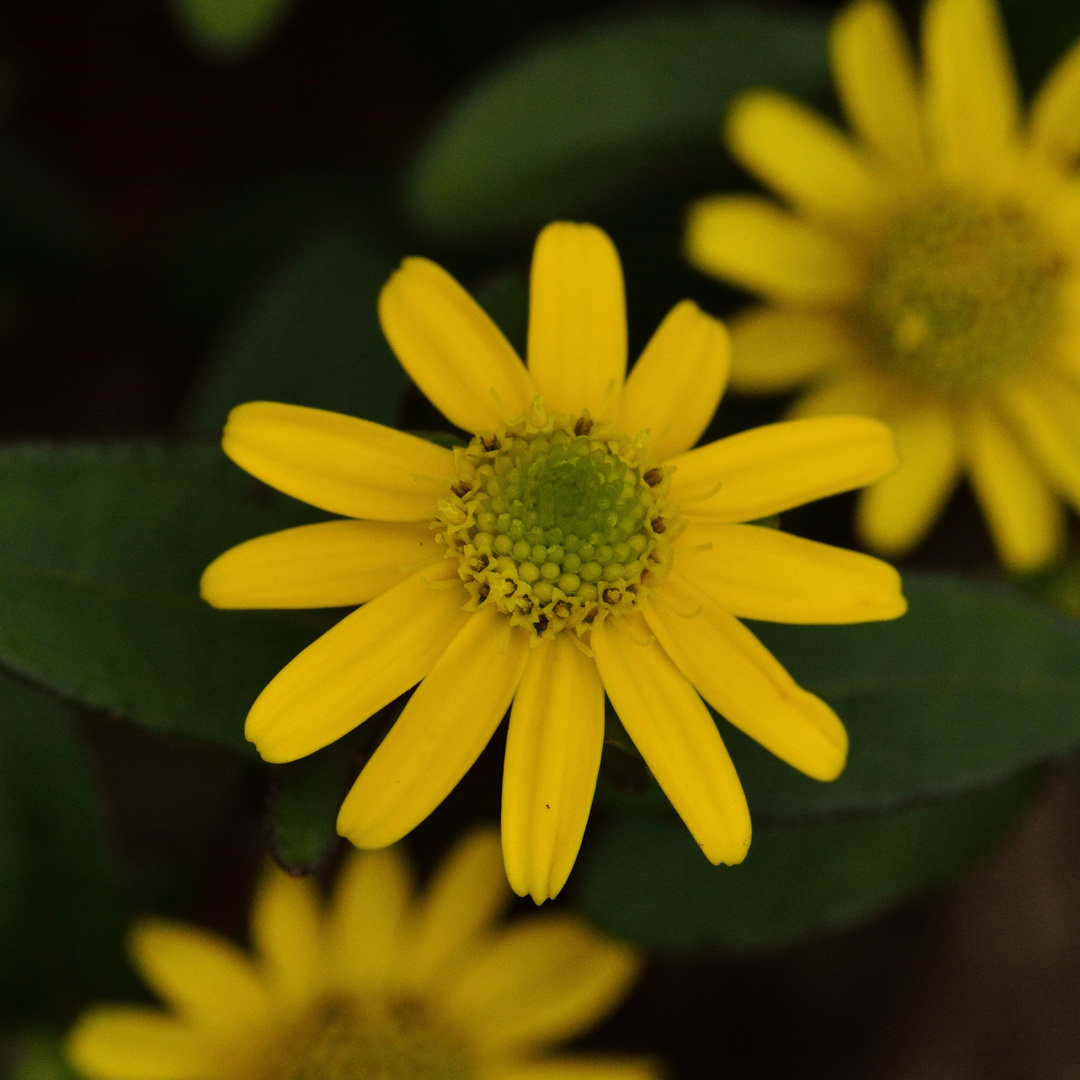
[437,405,673,639]
[266,997,473,1080]
[860,193,1064,392]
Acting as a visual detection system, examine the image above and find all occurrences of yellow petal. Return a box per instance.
[922,0,1021,180]
[66,1007,216,1080]
[618,301,730,461]
[669,416,897,523]
[830,0,927,170]
[727,90,880,226]
[442,916,639,1052]
[128,921,270,1035]
[502,634,605,904]
[250,866,324,1009]
[403,828,511,990]
[963,402,1064,571]
[378,257,534,433]
[786,373,882,419]
[676,522,906,624]
[245,561,469,763]
[998,378,1080,511]
[336,608,529,849]
[1029,36,1080,167]
[856,398,961,556]
[201,520,441,609]
[327,847,412,994]
[222,402,455,520]
[591,616,751,865]
[527,222,627,422]
[491,1058,660,1080]
[643,574,848,782]
[684,195,862,305]
[728,307,856,393]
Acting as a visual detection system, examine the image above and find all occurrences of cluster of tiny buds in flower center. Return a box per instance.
[436,406,674,640]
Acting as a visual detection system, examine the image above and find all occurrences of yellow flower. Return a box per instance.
[67,831,652,1080]
[686,0,1080,571]
[201,221,905,902]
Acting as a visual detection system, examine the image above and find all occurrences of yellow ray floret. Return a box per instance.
[201,221,906,903]
[67,832,653,1080]
[686,0,1080,571]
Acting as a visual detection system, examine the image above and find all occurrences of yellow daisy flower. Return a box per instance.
[686,0,1080,571]
[201,221,906,902]
[67,830,654,1080]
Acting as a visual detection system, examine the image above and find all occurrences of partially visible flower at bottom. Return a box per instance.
[66,830,653,1080]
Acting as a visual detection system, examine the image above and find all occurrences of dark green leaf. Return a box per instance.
[166,0,299,58]
[182,225,408,436]
[599,572,1080,822]
[0,677,130,1015]
[0,443,332,752]
[403,4,828,239]
[580,772,1034,954]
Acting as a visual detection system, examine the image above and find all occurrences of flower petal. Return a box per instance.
[527,222,627,422]
[644,575,848,782]
[128,921,270,1035]
[684,196,862,305]
[830,0,927,170]
[963,402,1064,571]
[856,398,961,556]
[250,866,324,1009]
[786,373,883,419]
[591,615,751,865]
[223,402,455,521]
[491,1061,660,1080]
[336,608,529,849]
[201,520,442,609]
[245,561,469,763]
[728,307,857,392]
[727,90,881,226]
[378,257,534,433]
[669,416,897,523]
[502,634,605,904]
[403,828,510,990]
[998,377,1080,512]
[1029,36,1080,167]
[66,1007,216,1080]
[676,522,906,624]
[327,847,412,994]
[442,917,639,1053]
[922,0,1021,180]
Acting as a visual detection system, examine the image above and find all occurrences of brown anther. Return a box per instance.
[451,481,472,498]
[574,416,593,436]
[602,587,621,605]
[651,516,666,533]
[553,600,571,619]
[469,556,488,573]
[478,583,490,599]
[518,599,533,616]
[583,607,599,624]
[480,435,501,452]
[534,613,550,633]
[502,579,518,597]
[643,467,663,487]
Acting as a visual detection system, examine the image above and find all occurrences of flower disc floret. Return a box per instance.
[437,404,674,639]
[861,193,1064,392]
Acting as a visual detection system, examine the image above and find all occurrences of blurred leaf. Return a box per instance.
[4,1032,82,1080]
[599,572,1080,822]
[473,268,528,357]
[0,678,129,1015]
[404,4,828,239]
[182,225,408,436]
[0,443,332,752]
[580,772,1034,954]
[167,0,299,58]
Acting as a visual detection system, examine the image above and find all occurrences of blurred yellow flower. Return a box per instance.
[686,0,1080,571]
[202,221,905,902]
[67,831,653,1080]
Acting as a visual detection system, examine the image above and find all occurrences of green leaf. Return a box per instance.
[182,225,408,436]
[0,443,332,752]
[403,4,828,239]
[167,0,299,58]
[579,772,1034,954]
[0,677,130,1015]
[599,572,1080,822]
